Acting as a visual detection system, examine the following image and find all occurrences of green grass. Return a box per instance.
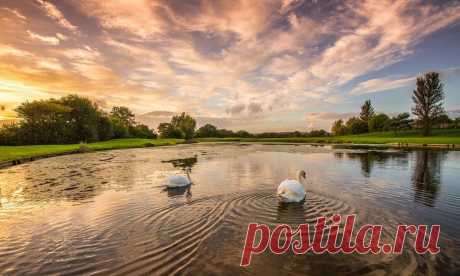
[197,129,460,145]
[0,138,183,162]
[1,129,459,164]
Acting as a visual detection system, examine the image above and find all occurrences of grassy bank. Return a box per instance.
[1,129,459,164]
[0,138,183,162]
[197,129,460,145]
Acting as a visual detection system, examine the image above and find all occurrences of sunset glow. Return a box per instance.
[0,0,459,130]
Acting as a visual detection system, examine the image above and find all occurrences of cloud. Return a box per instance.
[0,0,459,131]
[350,76,414,95]
[248,102,263,114]
[305,112,357,129]
[0,45,33,57]
[36,0,78,32]
[27,30,60,45]
[226,103,246,115]
[2,7,26,20]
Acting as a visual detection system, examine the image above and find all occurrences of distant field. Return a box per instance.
[197,129,460,145]
[0,139,183,162]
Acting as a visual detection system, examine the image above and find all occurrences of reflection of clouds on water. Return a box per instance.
[411,150,447,207]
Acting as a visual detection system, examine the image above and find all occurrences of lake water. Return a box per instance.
[0,144,459,275]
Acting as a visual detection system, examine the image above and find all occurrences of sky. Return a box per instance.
[0,0,459,132]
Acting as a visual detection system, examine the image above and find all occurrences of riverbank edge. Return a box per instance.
[1,140,458,170]
[0,140,186,169]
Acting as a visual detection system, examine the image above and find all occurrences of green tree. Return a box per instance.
[158,122,182,138]
[130,124,156,139]
[15,100,72,144]
[97,114,114,141]
[434,114,452,128]
[388,113,412,133]
[111,106,136,128]
[60,95,101,142]
[412,72,444,136]
[171,112,196,140]
[217,128,235,138]
[345,117,368,134]
[195,124,218,138]
[368,113,390,132]
[331,119,347,136]
[360,100,375,124]
[235,130,252,138]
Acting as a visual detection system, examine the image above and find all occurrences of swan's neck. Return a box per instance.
[186,170,191,183]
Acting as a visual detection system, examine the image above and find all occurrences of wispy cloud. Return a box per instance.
[0,0,459,131]
[350,76,414,95]
[36,0,78,33]
[27,30,60,45]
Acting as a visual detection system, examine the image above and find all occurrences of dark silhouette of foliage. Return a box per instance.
[360,100,375,123]
[412,72,444,136]
[368,113,390,132]
[171,112,196,140]
[345,117,368,134]
[332,119,347,135]
[1,95,156,145]
[195,124,219,138]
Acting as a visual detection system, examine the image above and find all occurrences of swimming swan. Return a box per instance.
[277,170,306,203]
[166,169,192,188]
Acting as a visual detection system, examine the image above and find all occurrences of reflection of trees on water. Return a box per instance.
[162,156,198,172]
[344,151,409,177]
[411,150,446,207]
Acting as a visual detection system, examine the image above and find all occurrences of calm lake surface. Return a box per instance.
[0,143,459,275]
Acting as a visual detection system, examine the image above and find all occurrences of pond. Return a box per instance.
[0,144,459,275]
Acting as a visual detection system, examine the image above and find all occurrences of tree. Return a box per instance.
[130,124,156,139]
[309,129,329,137]
[235,130,252,138]
[97,114,114,141]
[217,128,235,138]
[388,113,412,133]
[345,117,368,134]
[15,100,72,144]
[158,122,182,139]
[331,119,347,136]
[60,95,100,142]
[111,106,136,128]
[454,118,460,129]
[195,124,218,138]
[368,113,390,132]
[171,112,196,140]
[412,72,444,136]
[0,105,5,111]
[360,100,375,124]
[434,114,452,128]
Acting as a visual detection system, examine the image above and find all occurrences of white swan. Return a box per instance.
[166,169,192,188]
[277,170,306,203]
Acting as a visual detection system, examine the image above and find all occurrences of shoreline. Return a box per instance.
[1,140,458,170]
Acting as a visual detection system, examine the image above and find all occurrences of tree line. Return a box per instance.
[0,95,156,145]
[158,118,330,139]
[1,72,457,145]
[331,72,459,136]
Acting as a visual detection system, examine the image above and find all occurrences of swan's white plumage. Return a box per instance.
[277,171,306,202]
[167,175,191,188]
